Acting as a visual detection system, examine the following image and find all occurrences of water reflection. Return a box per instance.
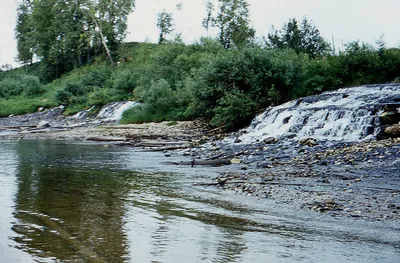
[11,141,132,262]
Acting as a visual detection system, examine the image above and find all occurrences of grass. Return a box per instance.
[0,97,57,117]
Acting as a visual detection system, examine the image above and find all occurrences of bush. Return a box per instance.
[136,78,176,114]
[186,47,302,128]
[211,90,256,129]
[81,65,112,88]
[65,82,88,96]
[112,68,136,92]
[87,88,115,106]
[55,89,73,105]
[0,78,22,98]
[0,75,44,98]
[22,75,45,97]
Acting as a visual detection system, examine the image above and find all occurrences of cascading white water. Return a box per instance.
[69,101,138,125]
[239,84,400,143]
[96,101,138,122]
[72,105,96,119]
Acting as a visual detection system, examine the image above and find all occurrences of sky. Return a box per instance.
[1,0,400,67]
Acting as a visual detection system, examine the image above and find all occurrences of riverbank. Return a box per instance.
[0,110,399,222]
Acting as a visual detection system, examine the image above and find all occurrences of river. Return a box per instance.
[0,140,399,262]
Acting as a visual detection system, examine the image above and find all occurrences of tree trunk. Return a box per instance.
[92,16,115,65]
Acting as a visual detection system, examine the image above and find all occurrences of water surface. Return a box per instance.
[0,140,399,262]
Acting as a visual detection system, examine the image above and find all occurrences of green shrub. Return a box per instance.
[87,88,112,106]
[211,90,256,129]
[136,78,176,114]
[81,65,111,88]
[0,78,22,98]
[55,89,73,105]
[112,68,136,92]
[64,82,86,96]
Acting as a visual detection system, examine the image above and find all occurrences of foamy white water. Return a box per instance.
[239,84,399,143]
[96,101,138,121]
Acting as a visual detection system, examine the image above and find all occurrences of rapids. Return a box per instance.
[238,84,400,143]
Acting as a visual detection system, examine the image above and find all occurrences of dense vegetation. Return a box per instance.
[1,0,399,130]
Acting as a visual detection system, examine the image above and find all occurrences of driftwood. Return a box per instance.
[144,145,190,152]
[134,142,188,147]
[102,126,147,130]
[87,137,126,142]
[195,179,246,186]
[166,159,231,167]
[0,125,36,129]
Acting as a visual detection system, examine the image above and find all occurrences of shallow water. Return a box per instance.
[0,140,399,263]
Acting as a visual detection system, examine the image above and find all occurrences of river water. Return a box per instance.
[0,140,399,263]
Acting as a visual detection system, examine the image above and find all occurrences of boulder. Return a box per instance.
[234,137,242,143]
[263,137,277,144]
[37,120,51,129]
[299,138,318,147]
[383,124,400,138]
[379,110,400,125]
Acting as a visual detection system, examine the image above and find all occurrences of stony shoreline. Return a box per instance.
[1,112,399,222]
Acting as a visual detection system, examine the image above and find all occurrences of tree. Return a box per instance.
[15,0,35,65]
[15,0,135,81]
[156,10,174,44]
[202,0,214,36]
[212,0,255,49]
[267,17,329,58]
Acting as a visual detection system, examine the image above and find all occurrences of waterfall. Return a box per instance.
[96,101,138,122]
[72,105,96,119]
[71,101,138,124]
[238,84,400,143]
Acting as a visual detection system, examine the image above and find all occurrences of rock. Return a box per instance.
[234,137,242,143]
[321,178,330,184]
[319,160,328,166]
[379,110,400,125]
[299,138,318,147]
[324,198,334,205]
[256,162,272,169]
[383,124,400,138]
[37,120,50,129]
[230,158,241,164]
[263,137,276,144]
[38,107,45,112]
[263,175,274,182]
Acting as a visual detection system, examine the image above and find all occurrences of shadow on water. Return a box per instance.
[0,140,399,262]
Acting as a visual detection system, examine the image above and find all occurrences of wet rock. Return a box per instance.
[379,110,400,125]
[262,175,275,182]
[256,162,273,169]
[37,120,50,129]
[311,198,344,213]
[321,178,330,184]
[299,138,318,147]
[319,160,328,166]
[383,124,400,138]
[234,137,242,143]
[263,137,277,144]
[230,158,241,164]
